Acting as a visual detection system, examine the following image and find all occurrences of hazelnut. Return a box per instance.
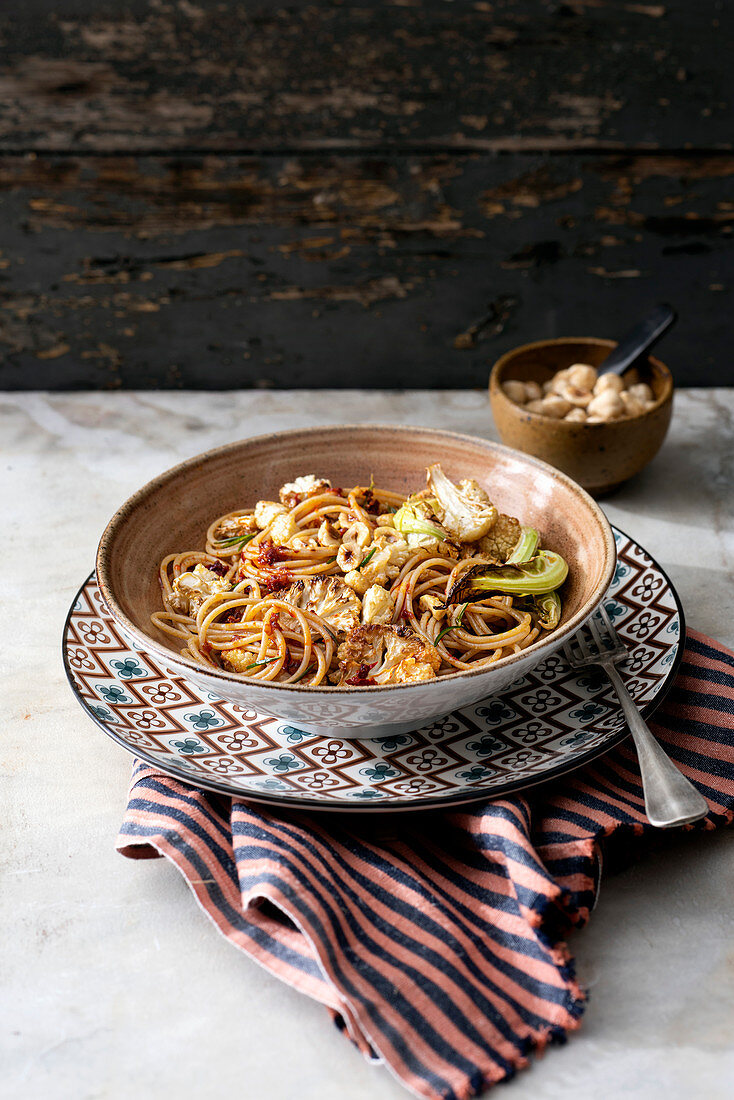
[502,380,528,404]
[525,399,546,414]
[524,380,543,402]
[593,373,624,396]
[548,368,573,395]
[587,390,625,420]
[566,363,597,391]
[620,391,646,417]
[556,380,592,408]
[627,382,654,404]
[540,394,572,419]
[564,407,587,423]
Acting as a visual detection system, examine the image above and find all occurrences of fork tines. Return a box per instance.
[589,604,628,659]
[563,602,628,667]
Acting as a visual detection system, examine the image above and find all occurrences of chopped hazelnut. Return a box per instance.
[524,380,543,402]
[593,374,624,396]
[587,390,625,420]
[502,380,527,404]
[548,368,573,395]
[556,381,592,408]
[522,357,659,426]
[540,394,572,419]
[566,363,597,391]
[627,382,654,404]
[620,391,646,417]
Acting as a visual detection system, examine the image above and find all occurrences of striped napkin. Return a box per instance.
[117,631,734,1100]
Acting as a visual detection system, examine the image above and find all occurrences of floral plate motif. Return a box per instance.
[64,528,684,811]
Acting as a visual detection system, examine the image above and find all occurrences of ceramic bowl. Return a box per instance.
[489,338,674,495]
[96,425,616,739]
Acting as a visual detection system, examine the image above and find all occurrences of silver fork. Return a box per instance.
[564,603,708,828]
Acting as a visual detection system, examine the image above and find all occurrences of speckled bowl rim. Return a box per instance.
[489,336,674,425]
[96,424,616,695]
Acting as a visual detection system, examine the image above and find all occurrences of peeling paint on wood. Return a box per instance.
[1,152,731,389]
[0,0,730,152]
[0,1,731,389]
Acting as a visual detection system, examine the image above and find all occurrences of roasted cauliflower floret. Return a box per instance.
[170,564,232,616]
[220,648,260,675]
[393,498,453,553]
[419,594,447,622]
[372,528,415,569]
[213,513,258,540]
[426,465,497,543]
[269,511,298,544]
[334,624,441,685]
[343,527,427,594]
[473,513,522,563]
[343,546,393,595]
[254,500,288,529]
[361,584,395,625]
[279,474,332,509]
[280,576,361,635]
[253,500,298,542]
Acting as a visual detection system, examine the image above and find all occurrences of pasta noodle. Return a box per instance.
[151,470,565,687]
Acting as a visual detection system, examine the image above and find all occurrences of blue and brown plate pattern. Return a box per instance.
[64,529,683,811]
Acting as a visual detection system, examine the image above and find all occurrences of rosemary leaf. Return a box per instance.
[357,545,378,571]
[434,603,467,647]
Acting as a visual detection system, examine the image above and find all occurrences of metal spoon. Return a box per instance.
[597,303,677,377]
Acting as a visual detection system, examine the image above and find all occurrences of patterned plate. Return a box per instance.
[64,528,684,812]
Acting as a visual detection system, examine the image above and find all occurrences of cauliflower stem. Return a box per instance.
[445,551,569,604]
[506,526,539,565]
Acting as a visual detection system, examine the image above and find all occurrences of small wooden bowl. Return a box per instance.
[489,337,674,495]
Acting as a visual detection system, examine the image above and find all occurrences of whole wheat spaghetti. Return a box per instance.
[151,467,568,686]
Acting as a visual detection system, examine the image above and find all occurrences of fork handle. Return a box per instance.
[605,665,709,828]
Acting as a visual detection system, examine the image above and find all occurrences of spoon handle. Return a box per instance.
[597,303,677,377]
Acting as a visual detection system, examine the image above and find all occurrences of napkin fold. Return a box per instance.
[117,630,734,1100]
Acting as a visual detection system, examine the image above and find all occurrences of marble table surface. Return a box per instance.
[3,389,733,1100]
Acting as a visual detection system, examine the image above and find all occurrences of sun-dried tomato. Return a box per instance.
[257,541,292,568]
[263,569,293,593]
[207,559,229,577]
[221,606,244,623]
[360,488,381,515]
[346,662,375,686]
[264,612,281,635]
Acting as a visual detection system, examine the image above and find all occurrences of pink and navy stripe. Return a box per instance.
[117,630,734,1100]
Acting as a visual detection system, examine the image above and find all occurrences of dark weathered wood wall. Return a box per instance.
[0,0,731,389]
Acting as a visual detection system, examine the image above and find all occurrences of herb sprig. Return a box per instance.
[215,532,256,552]
[434,603,467,647]
[357,546,378,572]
